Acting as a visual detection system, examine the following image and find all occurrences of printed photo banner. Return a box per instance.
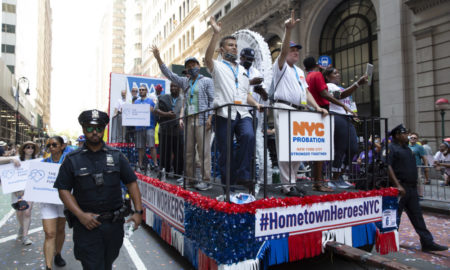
[138,179,185,233]
[121,103,151,126]
[255,196,382,241]
[278,111,334,161]
[0,160,35,194]
[23,162,63,205]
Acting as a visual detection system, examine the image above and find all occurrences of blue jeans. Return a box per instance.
[215,114,255,188]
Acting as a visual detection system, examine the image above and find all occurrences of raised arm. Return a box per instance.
[278,10,300,70]
[205,16,222,72]
[151,45,187,88]
[339,75,368,99]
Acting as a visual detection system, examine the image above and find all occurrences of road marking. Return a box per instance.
[0,226,43,244]
[123,237,147,270]
[0,209,15,228]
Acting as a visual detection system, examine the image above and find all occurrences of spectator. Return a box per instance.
[408,132,430,190]
[421,139,434,171]
[114,90,127,116]
[433,142,450,186]
[0,140,6,156]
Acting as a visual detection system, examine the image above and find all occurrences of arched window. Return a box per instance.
[320,0,378,116]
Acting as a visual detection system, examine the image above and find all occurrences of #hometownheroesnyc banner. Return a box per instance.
[278,111,334,161]
[254,196,382,240]
[23,162,63,205]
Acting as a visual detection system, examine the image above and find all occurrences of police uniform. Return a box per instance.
[387,124,447,251]
[54,110,139,269]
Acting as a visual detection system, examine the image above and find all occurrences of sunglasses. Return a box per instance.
[139,89,147,91]
[46,143,59,148]
[25,145,35,150]
[85,126,105,133]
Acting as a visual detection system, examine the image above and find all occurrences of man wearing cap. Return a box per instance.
[240,47,272,194]
[387,124,447,252]
[205,16,263,194]
[272,11,328,196]
[54,109,143,269]
[76,135,85,148]
[151,45,214,191]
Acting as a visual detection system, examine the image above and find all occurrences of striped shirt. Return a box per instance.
[160,64,214,126]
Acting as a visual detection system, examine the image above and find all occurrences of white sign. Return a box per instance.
[278,111,334,161]
[138,179,185,233]
[382,209,397,229]
[0,160,33,194]
[121,103,151,126]
[366,63,374,86]
[255,196,382,240]
[23,162,63,205]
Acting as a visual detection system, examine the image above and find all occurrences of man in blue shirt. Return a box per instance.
[134,84,158,172]
[408,132,429,196]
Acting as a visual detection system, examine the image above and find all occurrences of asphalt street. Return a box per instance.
[0,186,448,270]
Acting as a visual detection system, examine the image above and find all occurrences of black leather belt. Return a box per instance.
[274,99,306,111]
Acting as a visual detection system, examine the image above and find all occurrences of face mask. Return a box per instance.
[224,52,237,62]
[187,67,200,78]
[242,60,253,69]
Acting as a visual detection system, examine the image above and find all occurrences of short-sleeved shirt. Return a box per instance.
[387,142,418,185]
[272,58,308,106]
[134,97,156,130]
[115,98,126,113]
[306,71,329,107]
[408,143,425,165]
[434,151,450,175]
[327,83,357,115]
[54,145,137,192]
[210,59,251,120]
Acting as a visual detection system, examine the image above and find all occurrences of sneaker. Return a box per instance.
[254,184,260,195]
[54,253,66,267]
[16,227,23,241]
[335,177,351,189]
[281,187,305,197]
[22,236,32,246]
[176,177,184,184]
[327,181,337,189]
[195,182,212,191]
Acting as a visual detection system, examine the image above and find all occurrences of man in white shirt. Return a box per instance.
[272,11,328,196]
[114,90,127,116]
[205,16,262,194]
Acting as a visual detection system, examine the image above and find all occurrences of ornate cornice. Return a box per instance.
[405,0,450,14]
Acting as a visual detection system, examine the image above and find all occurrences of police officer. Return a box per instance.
[54,109,143,269]
[387,124,447,252]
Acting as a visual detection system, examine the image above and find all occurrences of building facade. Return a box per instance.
[1,0,16,74]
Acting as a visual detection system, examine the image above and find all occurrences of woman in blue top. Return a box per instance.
[42,136,67,270]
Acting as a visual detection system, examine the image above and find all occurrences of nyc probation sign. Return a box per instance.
[278,111,334,161]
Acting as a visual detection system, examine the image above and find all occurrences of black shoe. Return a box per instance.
[422,242,448,252]
[282,187,304,197]
[236,179,254,193]
[46,267,52,270]
[54,253,66,267]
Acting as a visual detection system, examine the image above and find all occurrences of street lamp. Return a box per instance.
[435,98,450,141]
[15,77,30,145]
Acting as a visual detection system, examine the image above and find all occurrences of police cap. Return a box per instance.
[389,124,407,136]
[78,109,109,126]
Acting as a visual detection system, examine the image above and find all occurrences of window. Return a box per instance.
[1,44,15,54]
[7,65,14,74]
[214,11,222,21]
[320,0,378,117]
[191,26,195,42]
[2,24,16,34]
[186,31,190,47]
[225,2,231,14]
[2,3,16,13]
[187,0,190,13]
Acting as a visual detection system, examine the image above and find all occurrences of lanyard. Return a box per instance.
[293,67,307,104]
[189,78,199,105]
[222,60,239,90]
[171,97,178,111]
[246,69,250,77]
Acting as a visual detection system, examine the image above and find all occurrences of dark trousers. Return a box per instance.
[333,114,358,170]
[73,220,124,270]
[397,185,434,246]
[159,132,184,175]
[215,114,254,187]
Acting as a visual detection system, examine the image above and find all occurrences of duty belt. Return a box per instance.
[274,99,307,111]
